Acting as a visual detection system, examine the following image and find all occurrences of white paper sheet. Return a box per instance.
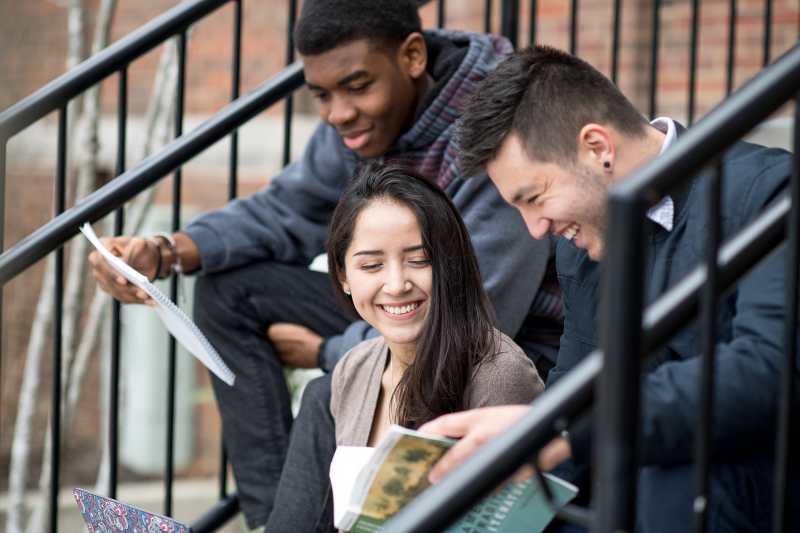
[330,446,375,528]
[80,223,235,386]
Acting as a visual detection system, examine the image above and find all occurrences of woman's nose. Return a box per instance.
[383,267,412,295]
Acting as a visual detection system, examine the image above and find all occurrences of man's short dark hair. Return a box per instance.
[456,44,649,177]
[294,0,422,57]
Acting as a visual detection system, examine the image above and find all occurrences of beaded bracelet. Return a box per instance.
[153,232,185,301]
[146,237,163,282]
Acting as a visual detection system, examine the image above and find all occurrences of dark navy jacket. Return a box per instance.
[549,136,795,465]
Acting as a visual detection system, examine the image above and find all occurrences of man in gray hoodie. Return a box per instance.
[89,1,560,528]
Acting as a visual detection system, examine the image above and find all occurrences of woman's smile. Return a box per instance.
[378,300,424,318]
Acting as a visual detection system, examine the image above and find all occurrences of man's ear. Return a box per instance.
[578,123,616,172]
[398,32,428,80]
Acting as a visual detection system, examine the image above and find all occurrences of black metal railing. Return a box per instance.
[381,33,800,533]
[0,0,796,532]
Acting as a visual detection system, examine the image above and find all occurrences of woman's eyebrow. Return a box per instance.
[352,245,423,257]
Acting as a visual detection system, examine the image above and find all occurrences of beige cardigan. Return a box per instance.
[330,331,545,447]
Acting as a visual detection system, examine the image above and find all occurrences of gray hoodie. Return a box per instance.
[182,29,552,370]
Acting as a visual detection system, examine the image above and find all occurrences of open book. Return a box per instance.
[330,425,578,533]
[80,222,235,386]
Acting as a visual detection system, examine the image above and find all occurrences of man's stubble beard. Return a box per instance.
[570,161,611,261]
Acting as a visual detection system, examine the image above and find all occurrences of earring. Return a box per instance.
[345,289,351,295]
[603,161,611,168]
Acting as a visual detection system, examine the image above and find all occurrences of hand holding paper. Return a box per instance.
[81,222,235,386]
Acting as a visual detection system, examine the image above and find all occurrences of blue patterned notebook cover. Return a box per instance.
[73,488,192,533]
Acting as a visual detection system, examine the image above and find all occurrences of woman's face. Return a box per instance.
[340,199,432,358]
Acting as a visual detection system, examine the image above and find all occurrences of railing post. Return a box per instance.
[596,193,645,533]
[611,0,622,84]
[692,162,722,533]
[51,104,68,533]
[283,0,297,168]
[438,0,445,29]
[165,30,187,518]
[772,96,800,533]
[109,65,128,500]
[0,138,5,397]
[688,0,700,125]
[570,0,578,55]
[229,0,241,201]
[727,0,737,96]
[485,0,492,34]
[501,0,518,49]
[529,0,537,44]
[763,0,772,67]
[650,0,661,119]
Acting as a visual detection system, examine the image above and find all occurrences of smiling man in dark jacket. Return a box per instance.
[88,2,563,529]
[421,44,800,532]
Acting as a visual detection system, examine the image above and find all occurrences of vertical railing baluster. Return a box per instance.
[501,0,519,49]
[438,0,445,29]
[485,0,492,34]
[283,0,297,168]
[570,0,578,55]
[763,0,772,67]
[692,162,721,533]
[727,0,736,96]
[529,0,537,44]
[650,0,661,119]
[110,65,127,500]
[611,0,622,84]
[0,139,5,400]
[596,194,645,533]
[772,96,800,533]
[51,104,68,533]
[229,0,241,202]
[688,0,700,125]
[219,0,243,499]
[165,30,186,518]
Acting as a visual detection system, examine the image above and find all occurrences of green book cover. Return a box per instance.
[330,425,578,533]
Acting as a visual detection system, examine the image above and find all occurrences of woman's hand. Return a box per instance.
[268,323,323,368]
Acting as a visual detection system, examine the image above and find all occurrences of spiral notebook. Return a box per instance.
[81,222,235,386]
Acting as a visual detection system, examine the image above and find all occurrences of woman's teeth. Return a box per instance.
[564,223,580,241]
[381,302,420,315]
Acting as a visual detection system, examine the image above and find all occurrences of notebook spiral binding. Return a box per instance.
[141,279,236,385]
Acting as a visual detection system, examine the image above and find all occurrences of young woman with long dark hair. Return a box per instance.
[327,162,544,447]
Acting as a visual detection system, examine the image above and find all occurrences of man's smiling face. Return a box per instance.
[486,133,610,261]
[302,37,424,160]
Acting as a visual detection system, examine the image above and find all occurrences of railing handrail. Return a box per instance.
[0,60,304,286]
[0,0,230,141]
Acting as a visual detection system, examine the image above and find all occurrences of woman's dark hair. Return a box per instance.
[327,162,497,428]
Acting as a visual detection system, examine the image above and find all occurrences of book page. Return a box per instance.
[330,447,375,527]
[80,223,236,386]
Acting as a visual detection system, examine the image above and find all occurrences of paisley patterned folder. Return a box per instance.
[73,488,193,533]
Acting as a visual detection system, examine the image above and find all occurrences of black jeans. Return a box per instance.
[193,261,351,528]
